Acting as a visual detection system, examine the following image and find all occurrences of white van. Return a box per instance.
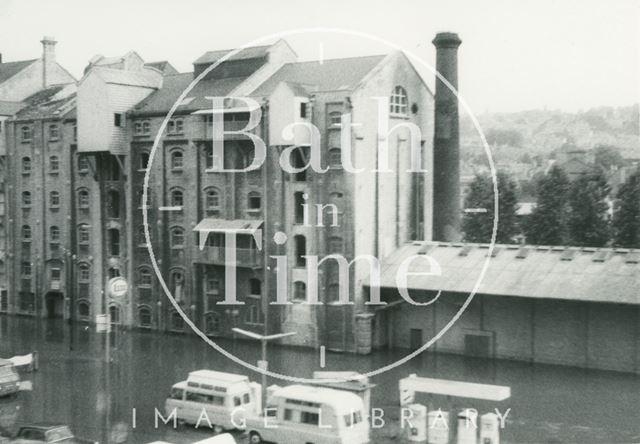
[192,434,237,444]
[165,370,259,433]
[245,385,369,444]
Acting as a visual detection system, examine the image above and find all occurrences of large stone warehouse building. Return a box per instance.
[0,36,638,374]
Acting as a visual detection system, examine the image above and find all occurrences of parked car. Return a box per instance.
[10,423,92,444]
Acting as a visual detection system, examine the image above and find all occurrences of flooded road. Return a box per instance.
[0,316,638,443]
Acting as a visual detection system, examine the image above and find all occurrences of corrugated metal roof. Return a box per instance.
[373,242,640,305]
[250,55,386,96]
[0,59,37,84]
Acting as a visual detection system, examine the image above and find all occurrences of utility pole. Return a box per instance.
[232,328,296,409]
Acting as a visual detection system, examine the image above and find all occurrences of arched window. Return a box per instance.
[245,303,263,325]
[22,157,31,174]
[171,150,183,170]
[107,189,120,218]
[77,189,89,209]
[78,263,90,282]
[294,192,305,224]
[293,281,306,301]
[170,188,183,207]
[77,155,89,174]
[328,111,342,126]
[291,147,307,181]
[390,86,408,116]
[49,191,60,208]
[138,226,148,246]
[139,152,150,170]
[77,224,90,244]
[328,236,343,254]
[170,311,184,331]
[21,126,31,142]
[204,187,221,216]
[77,301,90,319]
[139,267,152,286]
[247,191,261,211]
[170,227,184,248]
[294,235,306,267]
[49,155,59,173]
[328,148,342,168]
[49,226,60,242]
[205,312,221,335]
[48,124,59,140]
[327,282,341,304]
[138,307,152,327]
[21,225,31,241]
[107,228,120,256]
[109,305,120,324]
[21,191,31,207]
[249,278,261,297]
[170,269,185,302]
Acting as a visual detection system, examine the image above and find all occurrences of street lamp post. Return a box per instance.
[231,327,296,409]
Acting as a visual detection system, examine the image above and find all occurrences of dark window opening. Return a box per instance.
[294,235,306,267]
[108,228,120,256]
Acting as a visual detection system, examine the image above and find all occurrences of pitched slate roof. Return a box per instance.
[0,100,25,116]
[0,59,37,84]
[144,61,178,75]
[250,55,386,96]
[14,84,76,120]
[373,242,640,305]
[129,72,249,116]
[91,67,162,88]
[193,45,271,65]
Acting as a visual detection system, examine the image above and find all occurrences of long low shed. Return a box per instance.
[368,242,640,374]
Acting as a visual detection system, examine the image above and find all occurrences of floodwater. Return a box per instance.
[0,316,638,443]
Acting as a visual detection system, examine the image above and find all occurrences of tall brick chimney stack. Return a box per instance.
[432,32,462,242]
[41,36,57,87]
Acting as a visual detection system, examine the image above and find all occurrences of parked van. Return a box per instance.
[0,360,19,397]
[164,370,259,433]
[192,434,237,444]
[245,384,369,444]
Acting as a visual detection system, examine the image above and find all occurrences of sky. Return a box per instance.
[0,0,638,113]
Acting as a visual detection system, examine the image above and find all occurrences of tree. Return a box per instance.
[593,144,625,171]
[612,168,640,248]
[523,165,571,245]
[462,172,519,243]
[568,171,611,247]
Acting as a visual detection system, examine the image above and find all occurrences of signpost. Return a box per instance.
[232,328,296,409]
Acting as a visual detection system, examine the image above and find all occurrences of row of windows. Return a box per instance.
[137,145,347,174]
[20,124,74,142]
[21,156,61,175]
[21,225,61,242]
[19,262,90,280]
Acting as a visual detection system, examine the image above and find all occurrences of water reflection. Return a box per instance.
[0,316,638,443]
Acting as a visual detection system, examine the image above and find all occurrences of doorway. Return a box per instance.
[464,334,491,358]
[44,291,64,318]
[410,328,423,350]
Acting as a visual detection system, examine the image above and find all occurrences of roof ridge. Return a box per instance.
[289,54,386,66]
